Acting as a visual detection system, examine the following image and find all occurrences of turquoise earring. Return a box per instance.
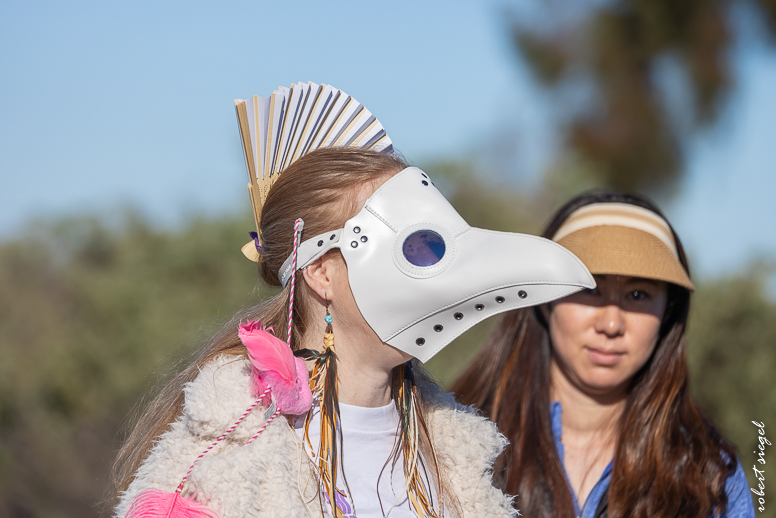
[324,299,334,349]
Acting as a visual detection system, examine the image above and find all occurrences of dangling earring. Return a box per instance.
[323,297,335,352]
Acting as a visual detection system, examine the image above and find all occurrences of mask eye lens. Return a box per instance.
[402,230,446,267]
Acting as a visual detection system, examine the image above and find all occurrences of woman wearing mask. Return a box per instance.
[454,192,754,518]
[109,83,593,518]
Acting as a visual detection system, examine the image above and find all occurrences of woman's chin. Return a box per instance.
[578,372,631,398]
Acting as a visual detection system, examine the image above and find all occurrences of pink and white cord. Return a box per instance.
[246,405,282,444]
[286,218,304,345]
[175,386,272,493]
[172,218,304,494]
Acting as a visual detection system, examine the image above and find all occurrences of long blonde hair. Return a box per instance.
[109,147,450,516]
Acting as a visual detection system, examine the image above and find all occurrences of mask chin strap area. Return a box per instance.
[279,229,344,287]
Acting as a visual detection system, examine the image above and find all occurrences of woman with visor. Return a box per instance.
[108,84,594,518]
[454,192,755,518]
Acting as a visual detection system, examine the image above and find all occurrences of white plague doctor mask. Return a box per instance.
[235,83,595,363]
[278,166,594,362]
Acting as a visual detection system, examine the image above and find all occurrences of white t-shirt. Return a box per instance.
[295,400,417,518]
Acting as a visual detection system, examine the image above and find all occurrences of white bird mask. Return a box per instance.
[278,166,594,362]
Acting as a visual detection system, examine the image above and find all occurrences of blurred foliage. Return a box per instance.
[687,263,776,514]
[0,212,268,517]
[1,176,773,516]
[510,0,776,192]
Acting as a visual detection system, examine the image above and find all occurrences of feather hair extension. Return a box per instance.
[297,348,444,517]
[298,322,352,518]
[238,320,313,416]
[380,362,443,518]
[234,82,393,260]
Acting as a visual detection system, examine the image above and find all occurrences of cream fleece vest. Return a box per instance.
[114,355,517,518]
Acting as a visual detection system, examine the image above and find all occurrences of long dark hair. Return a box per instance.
[452,191,737,518]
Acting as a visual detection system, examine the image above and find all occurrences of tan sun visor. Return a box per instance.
[552,203,694,291]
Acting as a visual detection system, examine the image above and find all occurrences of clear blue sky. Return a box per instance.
[1,1,774,280]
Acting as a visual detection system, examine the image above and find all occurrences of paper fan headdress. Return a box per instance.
[235,82,393,261]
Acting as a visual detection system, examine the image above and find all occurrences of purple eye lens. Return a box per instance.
[402,230,446,267]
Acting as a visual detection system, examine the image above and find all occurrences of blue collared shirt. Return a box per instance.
[550,401,755,518]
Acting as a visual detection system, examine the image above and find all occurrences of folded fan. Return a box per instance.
[235,82,393,261]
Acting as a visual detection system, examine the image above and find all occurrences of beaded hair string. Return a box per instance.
[295,298,347,517]
[295,320,444,517]
[376,362,443,518]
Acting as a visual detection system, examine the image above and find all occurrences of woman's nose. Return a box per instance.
[594,304,626,337]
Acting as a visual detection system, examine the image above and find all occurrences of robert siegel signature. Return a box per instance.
[752,421,770,513]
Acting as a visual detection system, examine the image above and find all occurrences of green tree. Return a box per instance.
[511,0,776,192]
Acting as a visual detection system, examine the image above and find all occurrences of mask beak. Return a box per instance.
[459,227,596,304]
[378,227,595,362]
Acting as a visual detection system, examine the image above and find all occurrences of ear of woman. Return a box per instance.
[302,254,337,302]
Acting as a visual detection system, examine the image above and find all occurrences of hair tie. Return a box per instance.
[249,231,262,251]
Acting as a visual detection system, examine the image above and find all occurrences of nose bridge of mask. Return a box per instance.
[363,167,470,237]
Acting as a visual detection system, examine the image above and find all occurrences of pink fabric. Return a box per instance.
[125,489,218,518]
[238,320,313,415]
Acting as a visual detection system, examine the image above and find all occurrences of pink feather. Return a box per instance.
[238,321,313,415]
[125,489,218,518]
